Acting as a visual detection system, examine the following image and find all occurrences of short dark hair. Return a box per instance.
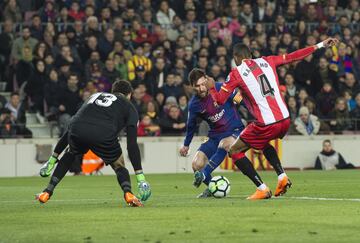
[233,43,252,59]
[112,80,133,96]
[323,139,331,145]
[10,92,19,97]
[188,68,206,86]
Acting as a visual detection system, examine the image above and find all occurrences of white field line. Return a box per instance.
[1,196,360,204]
[0,198,119,204]
[285,196,360,202]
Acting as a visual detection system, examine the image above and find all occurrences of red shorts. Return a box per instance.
[240,118,290,150]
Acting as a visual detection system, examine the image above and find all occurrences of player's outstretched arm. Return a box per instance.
[39,131,69,177]
[126,125,151,201]
[206,75,237,105]
[270,37,339,66]
[180,103,198,157]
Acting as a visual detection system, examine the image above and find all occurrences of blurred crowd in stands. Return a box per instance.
[0,0,359,138]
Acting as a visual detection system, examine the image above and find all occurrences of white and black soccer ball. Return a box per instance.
[208,176,231,198]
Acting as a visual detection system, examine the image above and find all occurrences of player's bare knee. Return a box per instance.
[219,141,231,152]
[219,137,236,152]
[192,160,202,171]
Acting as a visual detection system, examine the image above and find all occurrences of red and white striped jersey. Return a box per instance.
[229,57,288,125]
[210,46,317,126]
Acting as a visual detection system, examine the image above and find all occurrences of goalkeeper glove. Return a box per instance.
[136,173,151,201]
[39,155,58,177]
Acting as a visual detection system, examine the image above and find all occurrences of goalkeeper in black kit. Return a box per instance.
[37,80,151,207]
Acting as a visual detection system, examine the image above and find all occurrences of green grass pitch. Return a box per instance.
[1,170,360,243]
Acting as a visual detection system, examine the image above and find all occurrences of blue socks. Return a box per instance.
[202,148,227,185]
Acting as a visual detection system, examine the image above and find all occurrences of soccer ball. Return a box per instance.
[208,176,231,198]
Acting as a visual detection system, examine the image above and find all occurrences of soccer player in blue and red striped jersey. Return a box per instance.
[179,68,267,198]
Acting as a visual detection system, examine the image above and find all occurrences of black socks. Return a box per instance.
[234,157,264,187]
[263,145,285,176]
[115,167,132,194]
[45,152,75,194]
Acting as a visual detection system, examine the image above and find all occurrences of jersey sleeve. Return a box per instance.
[209,70,239,105]
[126,104,139,128]
[53,131,69,155]
[126,104,142,170]
[183,101,198,147]
[265,46,317,67]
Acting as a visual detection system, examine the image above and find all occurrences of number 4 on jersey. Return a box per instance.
[257,74,274,97]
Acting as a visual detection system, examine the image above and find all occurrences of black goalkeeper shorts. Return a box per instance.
[68,122,122,165]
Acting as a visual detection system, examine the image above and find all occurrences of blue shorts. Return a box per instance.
[198,128,242,159]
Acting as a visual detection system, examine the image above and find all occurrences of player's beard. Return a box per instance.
[197,90,208,98]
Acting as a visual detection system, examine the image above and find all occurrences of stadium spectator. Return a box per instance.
[239,3,254,25]
[127,43,152,81]
[84,16,101,39]
[131,65,148,89]
[0,94,6,110]
[144,100,160,124]
[44,69,61,121]
[339,72,360,95]
[131,85,146,115]
[11,26,38,64]
[161,73,184,98]
[312,57,339,93]
[25,59,47,118]
[350,92,360,130]
[0,108,17,138]
[4,92,32,138]
[294,53,317,96]
[292,106,321,136]
[342,90,356,111]
[159,104,186,135]
[0,19,14,81]
[30,15,44,41]
[316,82,338,118]
[156,0,176,27]
[2,0,23,23]
[304,97,320,117]
[136,83,153,104]
[40,1,57,23]
[98,28,115,59]
[315,139,355,170]
[286,96,298,122]
[68,1,85,21]
[207,16,240,40]
[178,94,189,121]
[284,72,299,98]
[137,114,161,137]
[102,59,119,85]
[328,97,352,133]
[155,91,166,116]
[149,57,169,95]
[58,73,82,135]
[79,35,102,63]
[33,41,52,61]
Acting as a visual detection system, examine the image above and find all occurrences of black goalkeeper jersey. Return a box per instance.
[71,92,139,137]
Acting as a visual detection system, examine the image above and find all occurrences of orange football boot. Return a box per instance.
[275,176,292,197]
[36,191,51,203]
[124,192,144,207]
[246,187,272,200]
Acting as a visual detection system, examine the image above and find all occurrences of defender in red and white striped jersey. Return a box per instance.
[206,38,339,200]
